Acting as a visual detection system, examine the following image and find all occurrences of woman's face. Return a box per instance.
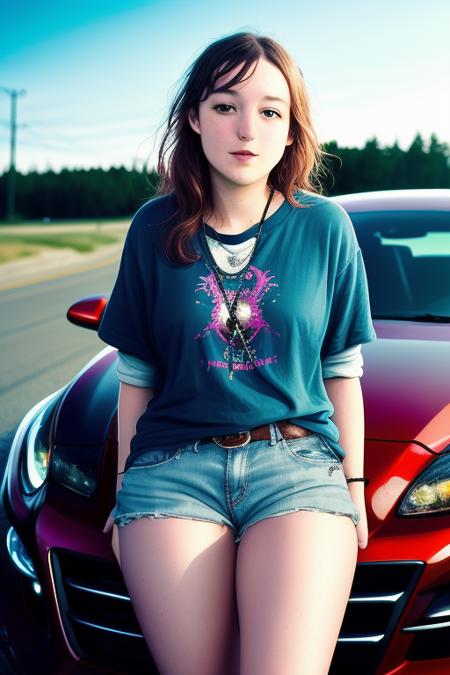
[188,57,293,190]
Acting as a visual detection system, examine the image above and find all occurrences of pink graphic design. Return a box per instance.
[194,264,280,371]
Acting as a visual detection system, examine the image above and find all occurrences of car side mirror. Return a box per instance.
[66,295,108,331]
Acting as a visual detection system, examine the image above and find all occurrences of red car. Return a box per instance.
[2,188,450,675]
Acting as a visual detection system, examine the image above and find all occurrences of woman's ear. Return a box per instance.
[188,107,201,135]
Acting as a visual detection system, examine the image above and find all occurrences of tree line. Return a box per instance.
[0,132,448,222]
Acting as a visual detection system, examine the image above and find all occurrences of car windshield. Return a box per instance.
[351,210,450,322]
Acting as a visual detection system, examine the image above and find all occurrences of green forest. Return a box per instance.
[0,132,448,223]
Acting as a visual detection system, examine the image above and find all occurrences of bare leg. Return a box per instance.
[118,517,240,675]
[236,510,358,675]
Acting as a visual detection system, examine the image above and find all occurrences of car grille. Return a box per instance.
[50,549,424,675]
[329,560,424,674]
[50,548,157,674]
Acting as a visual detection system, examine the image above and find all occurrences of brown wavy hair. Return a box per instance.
[150,30,333,265]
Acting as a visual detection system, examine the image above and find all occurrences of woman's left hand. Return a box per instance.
[348,483,368,549]
[355,509,368,549]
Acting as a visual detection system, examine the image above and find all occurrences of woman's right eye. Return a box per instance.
[213,104,234,113]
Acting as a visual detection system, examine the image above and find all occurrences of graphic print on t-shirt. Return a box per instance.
[194,263,280,373]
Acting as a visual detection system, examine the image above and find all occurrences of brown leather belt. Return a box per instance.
[206,420,313,448]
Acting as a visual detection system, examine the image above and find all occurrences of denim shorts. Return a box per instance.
[109,423,360,543]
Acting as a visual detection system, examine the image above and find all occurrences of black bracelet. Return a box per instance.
[346,477,369,486]
[117,471,125,475]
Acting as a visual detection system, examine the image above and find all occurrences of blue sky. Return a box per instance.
[1,0,449,174]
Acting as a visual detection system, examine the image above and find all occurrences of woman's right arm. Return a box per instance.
[105,382,155,561]
[117,381,155,486]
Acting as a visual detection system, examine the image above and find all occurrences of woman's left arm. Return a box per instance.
[324,376,368,548]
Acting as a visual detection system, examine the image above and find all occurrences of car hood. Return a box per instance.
[52,349,118,447]
[362,320,450,447]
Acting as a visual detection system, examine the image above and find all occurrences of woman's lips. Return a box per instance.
[230,153,257,162]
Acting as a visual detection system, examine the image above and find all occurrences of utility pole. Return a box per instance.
[0,87,26,222]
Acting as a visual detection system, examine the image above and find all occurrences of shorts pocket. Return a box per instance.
[282,433,341,464]
[316,433,343,462]
[126,443,191,471]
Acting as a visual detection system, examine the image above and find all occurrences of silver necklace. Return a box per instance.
[206,236,255,268]
[205,226,258,269]
[226,250,253,268]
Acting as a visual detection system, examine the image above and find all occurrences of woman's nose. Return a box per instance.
[237,115,256,141]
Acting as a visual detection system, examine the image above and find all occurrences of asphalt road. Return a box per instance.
[0,261,119,674]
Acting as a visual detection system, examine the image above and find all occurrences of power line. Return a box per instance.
[0,86,27,221]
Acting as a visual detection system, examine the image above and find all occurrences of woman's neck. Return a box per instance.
[204,188,284,236]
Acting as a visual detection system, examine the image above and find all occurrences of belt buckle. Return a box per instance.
[212,430,251,448]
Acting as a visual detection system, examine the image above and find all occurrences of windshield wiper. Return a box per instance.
[373,313,450,323]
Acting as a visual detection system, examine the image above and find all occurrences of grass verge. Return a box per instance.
[0,232,124,264]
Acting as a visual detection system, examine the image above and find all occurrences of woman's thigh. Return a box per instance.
[236,509,358,675]
[118,516,240,675]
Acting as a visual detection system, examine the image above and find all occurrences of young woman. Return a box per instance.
[99,31,376,675]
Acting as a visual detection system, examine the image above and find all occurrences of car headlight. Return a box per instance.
[18,390,64,494]
[398,448,450,517]
[49,445,101,497]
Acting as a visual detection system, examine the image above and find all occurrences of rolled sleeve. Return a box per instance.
[322,343,364,378]
[116,350,157,388]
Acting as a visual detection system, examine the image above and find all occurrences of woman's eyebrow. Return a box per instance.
[211,90,288,106]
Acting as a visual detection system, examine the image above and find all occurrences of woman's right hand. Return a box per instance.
[103,473,124,565]
[103,511,121,566]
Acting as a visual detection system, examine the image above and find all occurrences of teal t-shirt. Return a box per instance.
[98,189,377,472]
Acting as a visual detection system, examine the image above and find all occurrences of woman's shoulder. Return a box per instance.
[293,189,354,231]
[293,189,348,218]
[130,192,178,233]
[292,189,359,260]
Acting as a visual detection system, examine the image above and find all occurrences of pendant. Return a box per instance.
[228,255,246,267]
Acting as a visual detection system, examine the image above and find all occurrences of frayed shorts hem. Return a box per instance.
[234,506,360,543]
[114,505,359,544]
[113,511,233,531]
